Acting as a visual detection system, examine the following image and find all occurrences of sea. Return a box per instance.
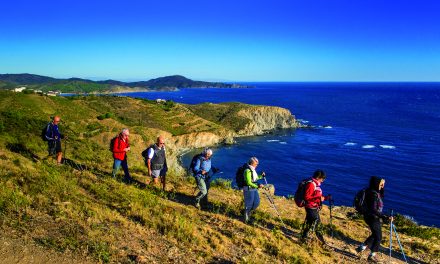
[119,83,440,227]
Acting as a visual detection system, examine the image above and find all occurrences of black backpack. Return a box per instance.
[188,153,203,174]
[41,123,52,141]
[294,178,314,207]
[109,136,118,152]
[354,188,368,215]
[235,163,249,188]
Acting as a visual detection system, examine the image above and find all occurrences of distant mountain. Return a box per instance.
[0,73,58,85]
[0,73,249,93]
[127,75,235,89]
[96,79,127,86]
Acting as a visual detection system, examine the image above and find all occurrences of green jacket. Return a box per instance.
[244,168,263,189]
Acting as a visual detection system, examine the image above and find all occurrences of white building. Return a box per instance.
[13,87,26,92]
[46,91,60,96]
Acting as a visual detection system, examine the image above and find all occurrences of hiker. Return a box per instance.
[112,128,132,183]
[300,169,331,246]
[145,136,168,191]
[44,116,66,164]
[193,148,218,209]
[242,157,265,224]
[355,176,392,262]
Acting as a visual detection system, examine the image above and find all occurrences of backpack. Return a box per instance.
[109,136,118,152]
[354,188,368,215]
[294,178,314,207]
[41,123,51,141]
[235,163,249,188]
[188,153,203,174]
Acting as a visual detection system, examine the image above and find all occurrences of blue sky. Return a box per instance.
[0,0,439,81]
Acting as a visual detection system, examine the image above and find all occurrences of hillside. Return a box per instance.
[0,74,248,93]
[0,91,438,263]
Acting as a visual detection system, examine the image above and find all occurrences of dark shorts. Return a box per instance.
[48,140,62,155]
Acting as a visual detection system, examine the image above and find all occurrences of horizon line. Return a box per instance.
[1,73,439,83]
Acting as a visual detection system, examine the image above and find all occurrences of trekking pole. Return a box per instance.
[262,177,289,233]
[389,210,393,263]
[391,215,408,263]
[329,198,334,238]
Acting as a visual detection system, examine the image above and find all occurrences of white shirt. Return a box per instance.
[248,165,259,182]
[147,145,166,159]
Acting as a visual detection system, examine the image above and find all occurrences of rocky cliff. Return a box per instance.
[236,106,299,136]
[167,105,299,173]
[170,105,298,151]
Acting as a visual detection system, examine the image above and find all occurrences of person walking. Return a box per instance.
[356,176,391,262]
[193,148,218,209]
[44,116,66,164]
[112,128,132,183]
[242,157,265,224]
[145,136,168,191]
[300,169,331,246]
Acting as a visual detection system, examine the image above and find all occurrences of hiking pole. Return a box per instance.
[392,219,408,263]
[389,210,393,263]
[389,210,408,264]
[329,198,334,238]
[262,177,289,233]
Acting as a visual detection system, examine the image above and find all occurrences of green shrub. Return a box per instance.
[0,183,31,215]
[88,241,111,263]
[211,178,232,190]
[161,100,175,111]
[97,112,114,120]
[394,214,440,240]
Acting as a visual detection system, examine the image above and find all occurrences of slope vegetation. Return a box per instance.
[0,92,438,263]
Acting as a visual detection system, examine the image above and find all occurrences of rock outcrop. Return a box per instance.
[236,106,299,136]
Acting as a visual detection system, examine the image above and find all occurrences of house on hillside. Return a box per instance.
[46,91,60,96]
[13,87,27,92]
[156,99,166,103]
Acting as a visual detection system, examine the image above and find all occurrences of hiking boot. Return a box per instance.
[367,254,380,263]
[355,245,367,254]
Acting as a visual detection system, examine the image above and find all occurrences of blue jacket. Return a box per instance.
[45,123,62,142]
[194,157,212,178]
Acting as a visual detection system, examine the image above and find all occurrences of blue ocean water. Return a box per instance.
[120,83,440,227]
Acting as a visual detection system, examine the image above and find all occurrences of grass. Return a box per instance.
[394,214,440,240]
[0,92,438,263]
[187,102,253,132]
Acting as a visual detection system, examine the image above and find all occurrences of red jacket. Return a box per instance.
[112,134,129,160]
[304,178,328,209]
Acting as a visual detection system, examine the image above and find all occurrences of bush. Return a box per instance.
[211,178,232,189]
[161,100,175,111]
[97,112,114,120]
[394,214,440,240]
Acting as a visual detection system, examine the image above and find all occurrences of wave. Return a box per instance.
[267,139,280,142]
[362,145,376,149]
[344,142,357,146]
[323,126,333,129]
[279,142,287,144]
[380,145,396,149]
